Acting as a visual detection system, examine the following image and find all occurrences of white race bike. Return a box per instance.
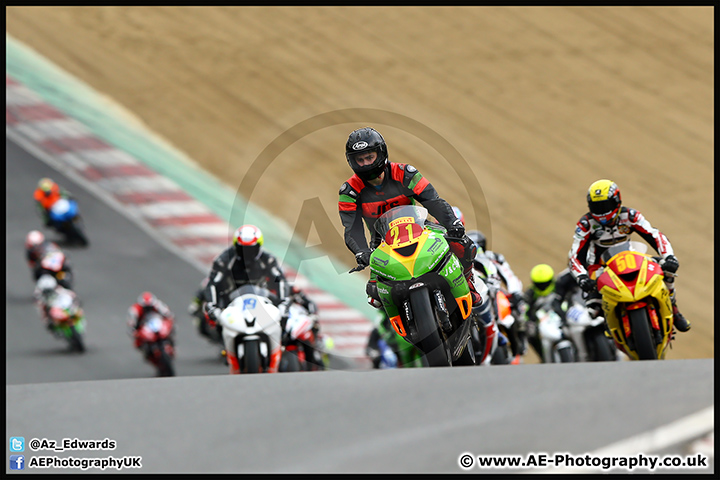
[218,285,283,374]
[535,291,619,363]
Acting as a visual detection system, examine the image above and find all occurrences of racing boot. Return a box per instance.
[366,279,383,309]
[664,278,690,333]
[471,296,498,363]
[464,269,484,308]
[669,291,690,332]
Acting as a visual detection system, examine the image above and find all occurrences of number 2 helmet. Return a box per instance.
[587,179,622,226]
[345,127,389,182]
[233,224,264,260]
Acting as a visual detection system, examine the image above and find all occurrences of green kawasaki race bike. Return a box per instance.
[352,205,479,367]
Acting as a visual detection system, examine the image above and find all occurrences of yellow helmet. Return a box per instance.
[530,264,555,297]
[586,179,621,226]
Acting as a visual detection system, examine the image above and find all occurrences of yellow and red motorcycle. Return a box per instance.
[595,241,674,360]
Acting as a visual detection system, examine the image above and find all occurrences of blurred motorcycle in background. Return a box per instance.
[135,311,176,377]
[279,302,327,372]
[34,274,86,353]
[47,197,89,247]
[218,285,283,374]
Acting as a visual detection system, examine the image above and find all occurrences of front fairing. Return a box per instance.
[370,206,472,339]
[597,246,673,359]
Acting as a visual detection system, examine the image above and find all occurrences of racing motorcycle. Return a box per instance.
[351,205,479,368]
[34,275,86,352]
[561,290,619,362]
[596,241,675,360]
[218,285,283,374]
[34,248,73,290]
[366,312,424,369]
[470,258,520,365]
[278,302,326,372]
[136,311,175,377]
[533,295,577,363]
[47,197,89,247]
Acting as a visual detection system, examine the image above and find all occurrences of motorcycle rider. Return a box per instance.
[366,310,423,369]
[33,178,74,228]
[25,230,74,290]
[284,284,328,370]
[338,127,485,311]
[26,230,51,270]
[34,274,82,334]
[568,179,690,333]
[188,276,222,343]
[127,291,175,350]
[522,264,580,361]
[203,224,291,326]
[462,225,526,361]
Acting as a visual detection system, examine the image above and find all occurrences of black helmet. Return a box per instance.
[466,230,487,252]
[345,127,389,181]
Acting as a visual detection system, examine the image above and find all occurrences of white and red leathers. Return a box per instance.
[128,299,174,349]
[568,206,673,280]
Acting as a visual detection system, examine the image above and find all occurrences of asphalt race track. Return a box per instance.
[5,136,714,474]
[6,137,228,383]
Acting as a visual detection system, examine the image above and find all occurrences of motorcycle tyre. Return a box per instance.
[410,290,450,367]
[279,350,302,373]
[558,346,575,363]
[587,327,617,361]
[158,350,175,377]
[67,220,89,247]
[628,308,657,360]
[68,325,85,353]
[453,340,476,366]
[491,344,510,365]
[243,339,263,373]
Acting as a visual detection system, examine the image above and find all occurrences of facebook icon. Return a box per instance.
[10,455,24,470]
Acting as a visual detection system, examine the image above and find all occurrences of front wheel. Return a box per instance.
[279,350,302,372]
[68,325,85,353]
[585,326,617,361]
[243,339,263,373]
[157,350,175,377]
[491,344,510,365]
[628,309,657,360]
[552,340,576,363]
[409,290,450,367]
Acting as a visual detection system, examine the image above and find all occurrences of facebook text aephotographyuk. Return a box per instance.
[27,455,142,471]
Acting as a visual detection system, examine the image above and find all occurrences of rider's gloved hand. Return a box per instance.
[447,219,465,238]
[355,250,372,268]
[660,255,679,274]
[205,303,222,323]
[576,274,596,294]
